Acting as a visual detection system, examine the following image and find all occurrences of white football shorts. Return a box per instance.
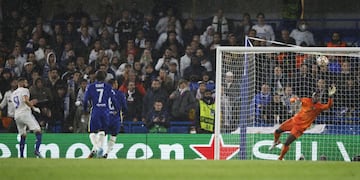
[15,113,41,135]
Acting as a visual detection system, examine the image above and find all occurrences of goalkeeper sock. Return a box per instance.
[278,145,290,160]
[274,132,281,144]
[106,135,117,155]
[35,132,42,152]
[19,135,26,158]
[89,133,98,151]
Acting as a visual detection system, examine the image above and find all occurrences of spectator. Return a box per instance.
[293,63,315,97]
[208,32,222,74]
[142,79,168,121]
[326,32,347,47]
[155,23,183,51]
[60,41,75,69]
[105,41,121,61]
[200,26,215,48]
[76,16,97,39]
[193,81,208,100]
[75,26,94,58]
[134,29,147,50]
[12,43,27,72]
[254,83,272,122]
[20,62,34,83]
[0,68,13,95]
[337,79,359,118]
[4,55,21,77]
[29,77,53,108]
[281,86,300,116]
[206,8,232,41]
[155,7,182,36]
[195,48,212,74]
[251,12,275,43]
[189,72,215,92]
[169,79,197,121]
[167,61,181,90]
[34,37,48,64]
[197,89,215,133]
[139,48,154,69]
[183,56,207,82]
[142,64,157,90]
[262,93,289,124]
[114,9,136,47]
[124,80,143,122]
[268,66,288,96]
[159,30,184,56]
[129,1,144,30]
[0,79,17,132]
[142,15,158,42]
[276,29,296,45]
[63,22,78,43]
[313,78,328,103]
[120,39,139,63]
[73,79,89,133]
[29,77,53,131]
[88,39,103,66]
[235,12,254,44]
[155,48,179,72]
[43,52,59,80]
[99,28,113,50]
[290,19,316,46]
[179,45,193,77]
[144,40,161,66]
[97,14,115,37]
[119,69,146,96]
[182,18,200,47]
[157,67,174,94]
[49,85,68,133]
[318,63,335,85]
[146,100,169,133]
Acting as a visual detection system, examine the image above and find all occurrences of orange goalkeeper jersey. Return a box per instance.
[292,97,333,129]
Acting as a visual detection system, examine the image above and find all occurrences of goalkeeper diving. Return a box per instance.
[269,85,337,160]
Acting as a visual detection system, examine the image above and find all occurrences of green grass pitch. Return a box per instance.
[0,158,359,180]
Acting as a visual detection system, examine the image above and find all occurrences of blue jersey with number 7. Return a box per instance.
[83,81,116,132]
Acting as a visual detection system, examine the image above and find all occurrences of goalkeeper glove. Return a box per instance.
[328,86,336,97]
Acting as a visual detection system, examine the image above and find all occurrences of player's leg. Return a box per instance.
[19,134,26,158]
[97,113,112,157]
[103,117,120,158]
[103,134,117,159]
[26,114,43,158]
[88,114,99,158]
[15,116,27,158]
[96,130,106,157]
[269,118,293,150]
[278,134,297,160]
[278,127,303,160]
[88,133,98,158]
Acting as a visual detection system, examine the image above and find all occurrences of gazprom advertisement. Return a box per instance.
[0,134,358,161]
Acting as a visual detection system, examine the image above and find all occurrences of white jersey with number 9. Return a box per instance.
[11,87,32,117]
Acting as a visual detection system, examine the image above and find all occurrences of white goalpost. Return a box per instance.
[214,46,360,161]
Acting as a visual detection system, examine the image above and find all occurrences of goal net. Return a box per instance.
[214,46,360,161]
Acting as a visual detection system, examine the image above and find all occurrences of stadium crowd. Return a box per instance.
[0,1,359,133]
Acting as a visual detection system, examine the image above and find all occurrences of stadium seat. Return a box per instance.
[168,121,194,134]
[121,121,132,133]
[168,126,189,133]
[130,121,148,133]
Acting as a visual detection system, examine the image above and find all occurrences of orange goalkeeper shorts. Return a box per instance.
[278,117,307,138]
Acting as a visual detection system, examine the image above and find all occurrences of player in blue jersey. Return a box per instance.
[83,71,117,158]
[102,79,128,159]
